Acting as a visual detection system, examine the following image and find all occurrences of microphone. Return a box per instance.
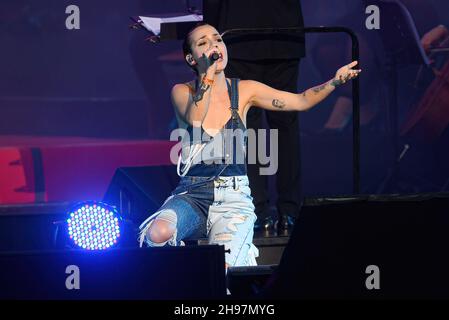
[210,52,220,62]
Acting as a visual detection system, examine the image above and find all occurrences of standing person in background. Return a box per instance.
[204,0,305,233]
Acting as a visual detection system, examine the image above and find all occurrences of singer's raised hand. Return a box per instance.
[196,45,220,75]
[332,61,362,86]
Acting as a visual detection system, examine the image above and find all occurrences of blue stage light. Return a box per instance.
[66,202,121,250]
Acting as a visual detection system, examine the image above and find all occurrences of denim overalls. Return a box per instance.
[138,78,258,267]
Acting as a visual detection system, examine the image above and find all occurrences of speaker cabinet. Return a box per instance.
[0,246,226,299]
[103,165,179,224]
[265,194,449,299]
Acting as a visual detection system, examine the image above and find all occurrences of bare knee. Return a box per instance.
[147,218,176,243]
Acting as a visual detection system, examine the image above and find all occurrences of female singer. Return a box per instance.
[139,23,361,268]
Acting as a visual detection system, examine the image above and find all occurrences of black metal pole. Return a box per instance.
[221,27,361,194]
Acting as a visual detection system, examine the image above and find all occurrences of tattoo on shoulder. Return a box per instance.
[272,99,285,109]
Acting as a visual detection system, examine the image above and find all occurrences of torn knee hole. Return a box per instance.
[147,218,177,243]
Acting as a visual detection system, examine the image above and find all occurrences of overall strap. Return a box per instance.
[230,78,239,111]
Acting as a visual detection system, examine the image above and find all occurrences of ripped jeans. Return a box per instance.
[138,175,259,267]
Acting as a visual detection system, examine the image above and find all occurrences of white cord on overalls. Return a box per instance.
[176,142,207,177]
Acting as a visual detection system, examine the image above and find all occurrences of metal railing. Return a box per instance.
[221,27,361,194]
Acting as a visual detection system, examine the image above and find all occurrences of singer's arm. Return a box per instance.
[243,61,361,112]
[244,79,336,112]
[172,46,221,125]
[171,66,216,126]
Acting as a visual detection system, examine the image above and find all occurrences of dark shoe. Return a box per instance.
[254,216,275,231]
[275,213,296,234]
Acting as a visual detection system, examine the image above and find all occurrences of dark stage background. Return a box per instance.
[1,0,449,204]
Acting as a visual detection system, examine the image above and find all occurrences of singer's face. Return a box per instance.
[188,25,228,72]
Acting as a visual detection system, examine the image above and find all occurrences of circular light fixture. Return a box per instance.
[66,202,121,250]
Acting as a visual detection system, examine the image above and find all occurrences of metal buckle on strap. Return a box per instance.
[214,177,226,187]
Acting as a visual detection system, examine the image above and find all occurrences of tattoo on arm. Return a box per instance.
[311,83,328,94]
[330,78,344,87]
[272,99,286,109]
[193,82,211,105]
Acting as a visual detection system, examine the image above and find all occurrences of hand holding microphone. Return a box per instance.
[193,46,220,104]
[209,52,220,62]
[197,43,220,75]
